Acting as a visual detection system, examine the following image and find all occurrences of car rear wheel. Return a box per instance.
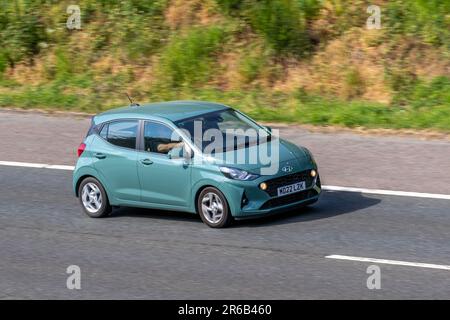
[197,187,233,228]
[78,177,111,218]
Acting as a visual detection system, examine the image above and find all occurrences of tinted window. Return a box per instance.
[144,122,182,154]
[175,109,270,152]
[103,121,138,149]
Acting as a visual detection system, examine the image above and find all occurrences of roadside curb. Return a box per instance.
[0,107,95,118]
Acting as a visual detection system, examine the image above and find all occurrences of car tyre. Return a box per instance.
[78,177,112,218]
[197,187,233,228]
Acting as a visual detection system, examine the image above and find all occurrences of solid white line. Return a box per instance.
[45,164,76,170]
[322,185,450,200]
[0,160,449,200]
[326,255,450,271]
[0,161,74,171]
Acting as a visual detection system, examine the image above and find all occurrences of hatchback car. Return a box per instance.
[73,101,321,228]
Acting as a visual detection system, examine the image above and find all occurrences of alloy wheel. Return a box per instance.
[201,192,224,224]
[81,182,103,214]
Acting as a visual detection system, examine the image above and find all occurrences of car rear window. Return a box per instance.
[100,120,138,149]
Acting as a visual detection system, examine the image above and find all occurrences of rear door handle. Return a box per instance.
[140,158,153,165]
[94,153,106,159]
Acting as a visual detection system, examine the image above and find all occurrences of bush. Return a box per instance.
[386,0,450,49]
[217,0,321,56]
[159,26,227,88]
[344,68,366,99]
[247,0,311,55]
[0,51,7,75]
[215,0,245,14]
[407,76,450,110]
[0,1,48,67]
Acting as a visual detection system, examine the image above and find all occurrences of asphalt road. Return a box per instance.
[1,110,450,299]
[1,167,450,299]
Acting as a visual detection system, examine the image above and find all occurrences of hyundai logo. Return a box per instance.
[281,165,294,173]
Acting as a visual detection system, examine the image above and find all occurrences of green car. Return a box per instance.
[73,101,321,228]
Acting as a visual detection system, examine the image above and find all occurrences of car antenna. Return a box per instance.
[126,93,140,107]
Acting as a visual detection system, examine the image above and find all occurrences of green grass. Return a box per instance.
[157,26,228,88]
[2,78,449,131]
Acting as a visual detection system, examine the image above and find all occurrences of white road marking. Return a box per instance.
[326,255,450,271]
[0,161,75,171]
[322,185,450,200]
[45,164,76,170]
[0,160,449,200]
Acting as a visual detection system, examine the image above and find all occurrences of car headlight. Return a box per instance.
[219,167,260,181]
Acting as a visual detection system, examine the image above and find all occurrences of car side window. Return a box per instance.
[101,120,138,149]
[144,122,183,154]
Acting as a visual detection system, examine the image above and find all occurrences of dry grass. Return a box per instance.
[165,0,223,30]
[273,28,391,103]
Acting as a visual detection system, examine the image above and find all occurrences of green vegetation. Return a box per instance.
[0,0,449,131]
[386,0,450,48]
[216,0,320,56]
[159,26,227,88]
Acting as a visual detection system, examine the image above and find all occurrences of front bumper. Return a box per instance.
[228,170,322,219]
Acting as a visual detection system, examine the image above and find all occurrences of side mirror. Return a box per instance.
[168,144,193,161]
[168,146,183,159]
[183,145,193,161]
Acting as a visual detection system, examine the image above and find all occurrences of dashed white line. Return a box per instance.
[322,185,450,200]
[1,160,450,200]
[326,255,450,271]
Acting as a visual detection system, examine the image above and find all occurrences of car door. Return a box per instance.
[92,119,141,202]
[137,120,191,207]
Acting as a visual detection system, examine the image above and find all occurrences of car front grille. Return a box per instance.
[260,189,318,210]
[264,170,314,197]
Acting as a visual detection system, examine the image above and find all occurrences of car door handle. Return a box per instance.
[140,158,153,165]
[94,153,106,159]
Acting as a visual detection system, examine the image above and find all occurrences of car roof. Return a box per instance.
[94,100,230,124]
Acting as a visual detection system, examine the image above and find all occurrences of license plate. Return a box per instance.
[277,181,306,197]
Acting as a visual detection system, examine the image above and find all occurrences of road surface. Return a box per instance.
[0,110,449,299]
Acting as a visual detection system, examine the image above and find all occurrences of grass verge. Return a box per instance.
[1,80,449,132]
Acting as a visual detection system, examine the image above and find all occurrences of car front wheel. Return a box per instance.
[197,187,233,228]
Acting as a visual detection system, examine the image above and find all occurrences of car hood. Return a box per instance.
[205,138,311,173]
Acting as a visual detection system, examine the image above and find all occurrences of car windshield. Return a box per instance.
[174,109,272,153]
